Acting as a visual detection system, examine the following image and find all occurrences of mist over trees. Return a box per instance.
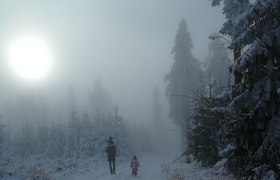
[0,73,169,166]
[0,78,133,160]
[88,77,113,118]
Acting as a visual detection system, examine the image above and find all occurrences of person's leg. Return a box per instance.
[112,160,116,174]
[108,161,113,174]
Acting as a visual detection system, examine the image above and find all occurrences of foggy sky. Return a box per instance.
[0,0,225,124]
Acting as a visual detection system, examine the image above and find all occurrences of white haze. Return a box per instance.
[0,0,224,153]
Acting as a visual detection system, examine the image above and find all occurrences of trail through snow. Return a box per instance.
[57,154,168,180]
[1,153,230,179]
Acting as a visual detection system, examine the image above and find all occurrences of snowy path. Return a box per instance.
[1,153,230,179]
[58,155,168,180]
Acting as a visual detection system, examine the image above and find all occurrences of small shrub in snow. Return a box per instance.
[169,169,185,180]
[25,167,53,180]
[161,162,171,175]
[162,163,185,180]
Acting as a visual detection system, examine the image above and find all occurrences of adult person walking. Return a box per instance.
[105,136,117,175]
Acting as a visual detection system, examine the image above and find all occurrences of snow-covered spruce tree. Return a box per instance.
[14,119,35,158]
[46,121,66,158]
[188,79,225,166]
[65,109,82,159]
[0,116,6,157]
[79,112,95,157]
[165,19,201,143]
[1,118,13,158]
[205,32,231,88]
[110,105,129,157]
[35,112,49,155]
[211,0,280,177]
[90,106,129,157]
[91,109,107,156]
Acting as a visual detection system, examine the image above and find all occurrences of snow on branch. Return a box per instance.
[219,144,236,158]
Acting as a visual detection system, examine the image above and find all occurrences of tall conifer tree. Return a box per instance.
[210,0,280,177]
[165,20,201,142]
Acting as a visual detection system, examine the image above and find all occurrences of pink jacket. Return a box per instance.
[130,159,140,170]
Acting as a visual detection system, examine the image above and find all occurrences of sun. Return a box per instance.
[7,35,52,80]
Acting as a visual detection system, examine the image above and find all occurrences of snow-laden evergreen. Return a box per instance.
[0,116,6,157]
[0,84,130,163]
[187,79,226,166]
[14,121,36,158]
[65,109,83,159]
[63,107,129,159]
[210,0,280,178]
[0,107,129,162]
[165,19,201,138]
[46,121,66,158]
[110,105,130,157]
[79,112,95,157]
[35,113,50,155]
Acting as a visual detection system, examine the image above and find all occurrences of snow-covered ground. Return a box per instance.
[0,153,231,180]
[72,155,167,180]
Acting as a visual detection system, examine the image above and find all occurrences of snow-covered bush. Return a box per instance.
[25,166,53,180]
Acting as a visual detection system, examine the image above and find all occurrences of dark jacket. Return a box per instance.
[105,140,116,161]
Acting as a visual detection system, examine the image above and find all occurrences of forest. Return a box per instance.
[0,0,279,179]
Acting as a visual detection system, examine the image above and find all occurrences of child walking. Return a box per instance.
[130,155,140,176]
